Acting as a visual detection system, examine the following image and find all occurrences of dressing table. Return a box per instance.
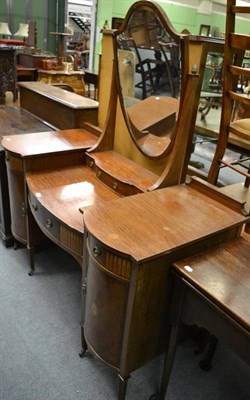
[0,107,54,246]
[3,0,207,271]
[81,177,248,399]
[1,2,240,400]
[2,129,98,271]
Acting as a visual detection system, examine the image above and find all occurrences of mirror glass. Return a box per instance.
[192,51,223,173]
[115,4,182,158]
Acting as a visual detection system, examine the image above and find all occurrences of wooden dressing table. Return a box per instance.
[2,129,98,271]
[1,2,240,400]
[0,106,54,246]
[81,178,248,399]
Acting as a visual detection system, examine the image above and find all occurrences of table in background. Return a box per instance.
[38,69,85,96]
[84,69,98,100]
[150,236,250,399]
[17,52,57,69]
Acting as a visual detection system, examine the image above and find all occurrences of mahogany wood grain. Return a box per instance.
[27,165,120,234]
[219,183,250,213]
[83,183,247,263]
[152,237,250,399]
[2,129,98,158]
[0,106,54,246]
[19,82,97,109]
[173,237,250,331]
[18,82,99,130]
[2,129,99,268]
[86,151,158,192]
[126,96,178,134]
[81,182,247,399]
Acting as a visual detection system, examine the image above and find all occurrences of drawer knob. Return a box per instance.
[112,182,118,190]
[46,219,53,229]
[89,161,94,168]
[32,203,38,211]
[96,170,101,178]
[93,246,101,258]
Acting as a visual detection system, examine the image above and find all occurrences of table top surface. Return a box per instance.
[38,69,85,76]
[126,96,179,132]
[173,237,250,331]
[27,165,120,234]
[18,82,99,109]
[83,182,247,262]
[2,129,97,157]
[0,106,53,151]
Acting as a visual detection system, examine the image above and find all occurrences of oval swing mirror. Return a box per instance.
[114,1,185,159]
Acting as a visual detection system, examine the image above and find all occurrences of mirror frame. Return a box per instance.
[113,0,188,160]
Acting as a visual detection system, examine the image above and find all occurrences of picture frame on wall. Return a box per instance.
[199,24,211,36]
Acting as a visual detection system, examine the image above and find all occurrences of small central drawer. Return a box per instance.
[29,191,60,239]
[85,154,142,196]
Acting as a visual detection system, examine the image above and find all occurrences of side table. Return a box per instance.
[38,69,85,96]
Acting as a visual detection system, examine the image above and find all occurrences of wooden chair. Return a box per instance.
[207,0,250,190]
[199,65,222,120]
[159,41,180,98]
[207,0,250,233]
[118,37,157,99]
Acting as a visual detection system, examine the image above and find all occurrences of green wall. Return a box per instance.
[94,0,249,68]
[1,0,249,67]
[0,0,66,52]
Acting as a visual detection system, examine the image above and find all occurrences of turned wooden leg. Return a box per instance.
[149,325,179,400]
[149,278,185,400]
[118,374,130,400]
[27,245,35,276]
